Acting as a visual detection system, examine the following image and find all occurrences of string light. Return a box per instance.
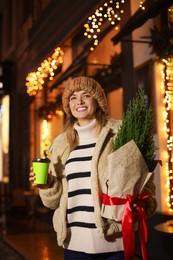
[26,47,64,96]
[161,58,173,211]
[40,110,63,156]
[84,0,147,51]
[40,119,51,157]
[139,1,145,10]
[84,0,125,51]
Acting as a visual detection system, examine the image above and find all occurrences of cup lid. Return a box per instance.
[32,158,50,163]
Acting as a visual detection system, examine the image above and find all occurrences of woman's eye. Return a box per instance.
[83,94,90,98]
[70,96,76,101]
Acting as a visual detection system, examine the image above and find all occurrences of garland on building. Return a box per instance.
[148,25,173,61]
[90,54,122,89]
[161,59,173,211]
[37,94,62,120]
[148,25,173,210]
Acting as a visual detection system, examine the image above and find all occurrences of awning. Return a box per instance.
[112,0,173,45]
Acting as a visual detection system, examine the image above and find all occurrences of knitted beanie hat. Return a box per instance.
[62,76,108,117]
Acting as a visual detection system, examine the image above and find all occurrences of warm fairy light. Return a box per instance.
[1,95,9,154]
[40,119,51,157]
[84,0,125,51]
[168,6,173,24]
[161,58,173,211]
[26,47,64,96]
[84,0,146,51]
[139,1,145,10]
[55,110,64,117]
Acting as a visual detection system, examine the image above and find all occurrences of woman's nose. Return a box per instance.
[77,97,84,105]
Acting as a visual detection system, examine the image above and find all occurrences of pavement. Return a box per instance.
[1,209,173,260]
[1,211,64,260]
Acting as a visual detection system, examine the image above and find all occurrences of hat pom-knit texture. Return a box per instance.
[62,77,108,117]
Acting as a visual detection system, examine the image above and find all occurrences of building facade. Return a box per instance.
[0,0,173,214]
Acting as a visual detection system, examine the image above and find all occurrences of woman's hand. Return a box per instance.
[29,168,55,189]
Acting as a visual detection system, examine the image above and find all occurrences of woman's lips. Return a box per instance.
[76,107,87,112]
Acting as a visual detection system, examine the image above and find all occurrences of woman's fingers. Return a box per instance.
[29,170,54,189]
[29,171,35,182]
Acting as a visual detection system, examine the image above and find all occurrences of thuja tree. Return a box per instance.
[113,88,157,171]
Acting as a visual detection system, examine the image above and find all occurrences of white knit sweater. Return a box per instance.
[64,119,123,253]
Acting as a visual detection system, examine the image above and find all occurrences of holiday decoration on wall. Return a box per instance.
[26,47,64,96]
[148,25,173,62]
[37,94,63,120]
[83,0,146,51]
[84,0,125,51]
[90,53,122,91]
[160,58,173,211]
[147,16,173,210]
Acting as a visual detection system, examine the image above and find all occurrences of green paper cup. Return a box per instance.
[32,158,50,184]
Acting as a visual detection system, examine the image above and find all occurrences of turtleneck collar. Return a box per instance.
[74,119,98,143]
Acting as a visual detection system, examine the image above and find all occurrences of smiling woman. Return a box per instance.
[29,76,157,260]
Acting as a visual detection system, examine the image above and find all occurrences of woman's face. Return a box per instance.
[69,90,98,126]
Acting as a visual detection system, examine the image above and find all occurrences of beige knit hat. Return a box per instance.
[62,76,108,117]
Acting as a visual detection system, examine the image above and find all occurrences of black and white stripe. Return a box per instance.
[65,143,96,229]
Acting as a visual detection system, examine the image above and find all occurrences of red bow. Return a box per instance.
[102,192,150,260]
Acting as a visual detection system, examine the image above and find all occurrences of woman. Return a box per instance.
[29,77,157,260]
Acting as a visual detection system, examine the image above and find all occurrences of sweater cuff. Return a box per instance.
[39,179,59,198]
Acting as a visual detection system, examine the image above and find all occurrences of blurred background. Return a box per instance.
[0,0,173,259]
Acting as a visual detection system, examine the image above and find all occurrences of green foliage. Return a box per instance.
[37,94,62,119]
[91,54,122,87]
[113,88,157,171]
[149,25,173,61]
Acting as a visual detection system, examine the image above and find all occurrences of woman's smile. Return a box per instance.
[76,106,87,112]
[69,90,98,125]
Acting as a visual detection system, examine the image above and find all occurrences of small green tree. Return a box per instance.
[113,88,157,171]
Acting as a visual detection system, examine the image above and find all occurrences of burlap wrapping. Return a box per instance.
[101,140,153,221]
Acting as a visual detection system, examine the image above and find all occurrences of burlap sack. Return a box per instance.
[101,140,153,221]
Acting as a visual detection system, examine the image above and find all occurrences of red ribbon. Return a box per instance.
[102,192,150,260]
